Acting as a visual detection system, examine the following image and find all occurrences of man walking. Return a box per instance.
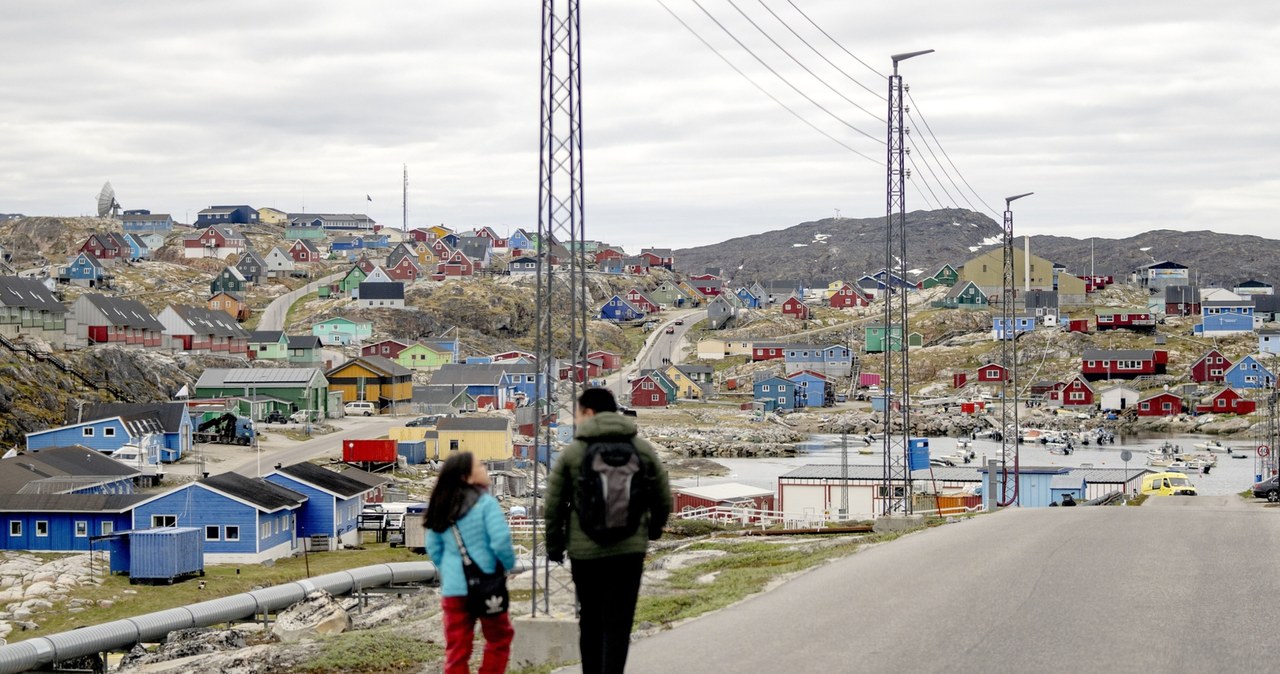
[546,388,671,674]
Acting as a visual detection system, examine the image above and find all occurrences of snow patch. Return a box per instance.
[906,268,924,276]
[1139,247,1152,252]
[813,234,830,242]
[968,246,980,252]
[979,235,1002,246]
[792,243,808,247]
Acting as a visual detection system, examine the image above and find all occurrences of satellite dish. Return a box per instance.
[96,181,121,218]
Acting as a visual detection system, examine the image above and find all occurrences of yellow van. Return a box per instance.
[1140,471,1197,496]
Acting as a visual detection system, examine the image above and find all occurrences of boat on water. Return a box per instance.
[858,447,875,455]
[957,439,973,449]
[1046,442,1074,455]
[1194,440,1229,452]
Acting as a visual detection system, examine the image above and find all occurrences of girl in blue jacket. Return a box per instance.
[426,452,517,674]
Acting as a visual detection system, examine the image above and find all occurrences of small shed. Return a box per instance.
[1049,473,1087,505]
[397,440,427,465]
[105,527,205,584]
[673,483,775,520]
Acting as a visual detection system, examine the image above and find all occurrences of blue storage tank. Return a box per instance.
[128,528,205,584]
[397,440,427,465]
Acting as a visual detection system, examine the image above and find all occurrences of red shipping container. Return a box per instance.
[859,373,882,387]
[343,439,397,463]
[960,402,975,414]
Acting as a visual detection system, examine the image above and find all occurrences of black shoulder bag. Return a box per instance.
[450,525,509,617]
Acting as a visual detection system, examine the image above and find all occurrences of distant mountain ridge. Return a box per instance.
[674,209,1280,289]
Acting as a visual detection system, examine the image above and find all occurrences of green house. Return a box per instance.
[396,342,454,371]
[210,266,247,294]
[650,281,692,308]
[312,317,373,346]
[865,323,904,353]
[932,280,988,309]
[247,330,289,360]
[338,266,367,294]
[921,264,960,289]
[195,368,332,417]
[907,331,925,349]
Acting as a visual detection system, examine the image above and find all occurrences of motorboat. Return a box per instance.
[858,447,875,456]
[1046,442,1074,456]
[1194,440,1229,453]
[956,438,973,449]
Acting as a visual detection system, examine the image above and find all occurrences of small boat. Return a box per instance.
[1194,440,1228,452]
[1046,442,1074,456]
[1230,451,1250,459]
[858,447,875,456]
[1148,456,1172,467]
[956,439,973,449]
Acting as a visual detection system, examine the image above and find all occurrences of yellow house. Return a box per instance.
[822,281,847,300]
[427,225,452,240]
[257,207,289,226]
[959,241,1088,305]
[435,417,512,461]
[413,241,434,266]
[326,356,414,412]
[664,364,702,399]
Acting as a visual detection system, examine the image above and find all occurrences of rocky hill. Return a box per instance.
[675,209,1280,287]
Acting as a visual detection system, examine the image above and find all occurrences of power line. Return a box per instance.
[907,153,947,210]
[908,127,981,214]
[724,0,884,124]
[783,0,885,79]
[686,0,885,146]
[910,180,938,211]
[654,0,883,165]
[754,0,885,101]
[908,92,1002,217]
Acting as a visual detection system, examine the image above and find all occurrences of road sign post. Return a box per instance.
[1120,450,1132,500]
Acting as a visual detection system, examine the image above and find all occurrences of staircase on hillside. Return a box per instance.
[0,333,136,402]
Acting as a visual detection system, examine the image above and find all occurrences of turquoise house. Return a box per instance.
[312,317,373,346]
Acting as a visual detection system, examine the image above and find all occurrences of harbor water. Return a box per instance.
[672,433,1267,497]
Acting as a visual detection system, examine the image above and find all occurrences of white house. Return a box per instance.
[264,247,296,278]
[1097,384,1140,412]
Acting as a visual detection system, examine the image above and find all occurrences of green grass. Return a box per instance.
[284,291,318,331]
[710,355,749,372]
[14,544,420,641]
[634,533,909,627]
[1127,494,1149,506]
[300,630,442,673]
[620,326,649,361]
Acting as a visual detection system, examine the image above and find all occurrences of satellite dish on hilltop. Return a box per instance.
[96,181,121,218]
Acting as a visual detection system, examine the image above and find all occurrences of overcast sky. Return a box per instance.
[1,1,1276,251]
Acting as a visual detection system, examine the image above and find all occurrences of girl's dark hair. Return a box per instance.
[425,452,476,533]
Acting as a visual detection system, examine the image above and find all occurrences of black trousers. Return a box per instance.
[570,552,646,674]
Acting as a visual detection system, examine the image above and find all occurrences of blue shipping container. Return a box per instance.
[129,527,205,583]
[907,438,930,471]
[397,440,427,465]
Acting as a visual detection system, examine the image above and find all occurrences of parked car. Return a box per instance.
[1252,475,1280,501]
[344,401,376,417]
[265,410,287,424]
[289,409,320,424]
[1141,472,1197,496]
[405,415,441,428]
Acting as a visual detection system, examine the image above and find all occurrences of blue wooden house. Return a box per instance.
[736,287,762,309]
[330,236,365,255]
[993,316,1037,340]
[131,472,305,564]
[1224,355,1275,389]
[787,370,829,408]
[0,445,142,497]
[27,414,165,456]
[979,466,1085,509]
[600,295,646,322]
[508,229,533,252]
[76,403,193,463]
[59,252,107,287]
[119,233,149,261]
[1196,299,1256,336]
[441,233,461,249]
[783,344,853,378]
[361,234,390,249]
[0,494,144,552]
[430,365,510,409]
[264,462,374,551]
[754,377,800,413]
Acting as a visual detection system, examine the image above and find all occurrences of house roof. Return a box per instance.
[357,281,405,300]
[82,294,164,331]
[329,356,413,378]
[674,482,772,501]
[0,493,149,513]
[781,465,983,482]
[291,239,321,252]
[431,365,505,387]
[1203,299,1254,307]
[335,466,393,489]
[412,385,473,405]
[0,445,141,494]
[0,276,67,313]
[641,248,674,257]
[249,330,286,344]
[275,462,373,499]
[199,472,307,511]
[1082,349,1158,360]
[77,402,189,434]
[1165,285,1197,302]
[1143,260,1188,270]
[170,305,249,338]
[437,416,509,432]
[1236,279,1272,288]
[287,335,322,349]
[458,238,493,261]
[944,281,980,299]
[195,368,324,388]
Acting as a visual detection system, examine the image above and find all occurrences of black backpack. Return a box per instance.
[575,436,650,545]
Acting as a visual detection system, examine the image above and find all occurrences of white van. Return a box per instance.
[344,401,376,416]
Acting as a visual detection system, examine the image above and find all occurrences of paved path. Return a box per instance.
[614,498,1280,673]
[256,271,342,332]
[601,309,702,400]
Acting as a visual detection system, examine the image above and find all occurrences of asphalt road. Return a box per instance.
[617,498,1280,673]
[224,415,405,477]
[600,309,702,401]
[256,271,342,332]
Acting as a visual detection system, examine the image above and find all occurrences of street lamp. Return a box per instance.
[997,192,1033,508]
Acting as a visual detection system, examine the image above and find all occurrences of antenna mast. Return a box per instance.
[403,164,408,232]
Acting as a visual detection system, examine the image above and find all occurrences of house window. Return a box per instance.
[450,440,460,451]
[75,521,88,538]
[777,397,786,404]
[651,394,659,402]
[104,427,116,437]
[225,525,240,541]
[763,385,771,392]
[35,521,48,537]
[9,521,20,537]
[205,525,220,541]
[151,514,177,528]
[81,427,95,437]
[1069,392,1085,401]
[1140,403,1150,411]
[1218,399,1227,408]
[1163,403,1173,411]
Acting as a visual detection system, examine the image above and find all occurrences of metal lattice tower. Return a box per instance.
[998,193,1032,507]
[880,50,930,516]
[531,0,588,616]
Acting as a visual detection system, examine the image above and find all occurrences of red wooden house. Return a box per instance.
[434,250,474,278]
[429,238,453,261]
[1136,392,1185,417]
[492,350,535,363]
[408,228,434,243]
[672,483,775,519]
[595,248,624,266]
[640,248,675,270]
[630,373,670,407]
[625,288,661,314]
[1191,350,1232,384]
[385,255,423,282]
[355,255,376,274]
[1196,388,1256,415]
[1081,349,1168,381]
[752,343,787,362]
[781,296,811,320]
[952,373,968,389]
[73,294,166,348]
[362,339,411,359]
[828,283,870,308]
[1065,318,1090,333]
[977,362,1008,383]
[80,233,124,264]
[288,239,320,263]
[588,350,621,371]
[1050,376,1094,408]
[1095,309,1156,332]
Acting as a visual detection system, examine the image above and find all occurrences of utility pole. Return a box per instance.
[403,164,408,232]
[880,49,931,517]
[998,193,1033,508]
[533,0,587,617]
